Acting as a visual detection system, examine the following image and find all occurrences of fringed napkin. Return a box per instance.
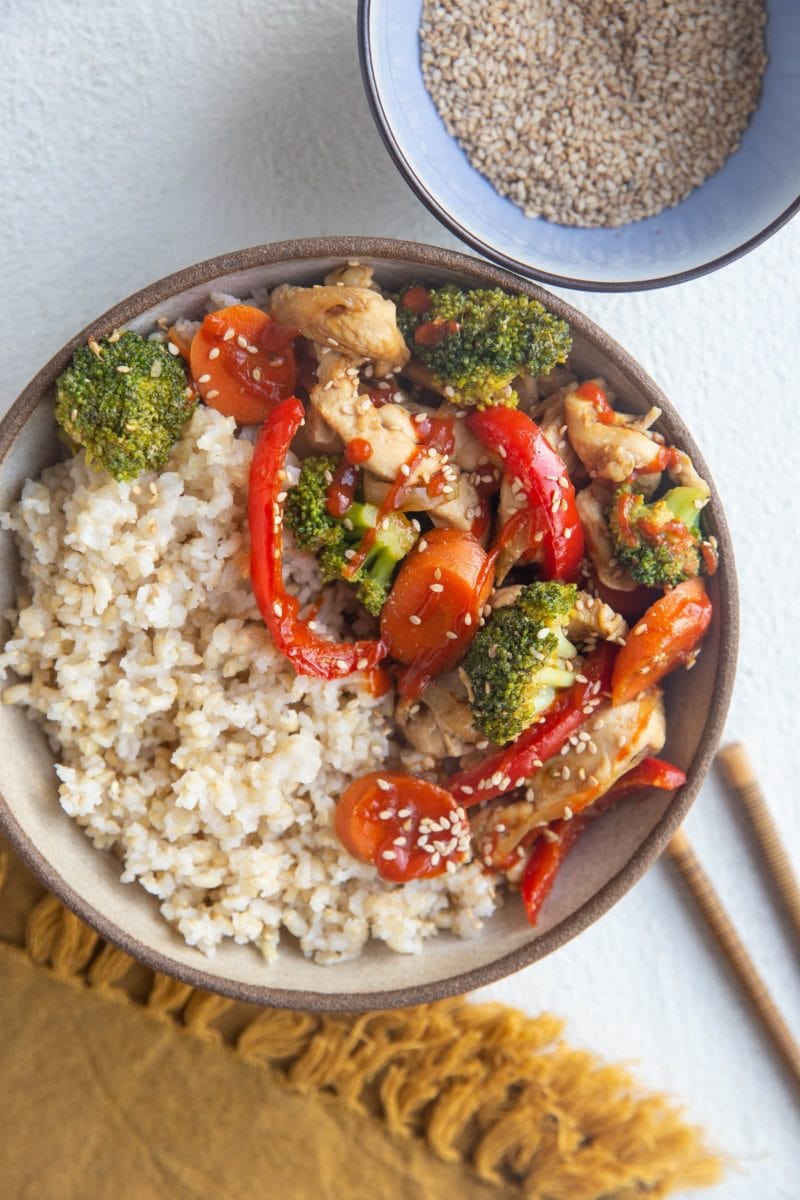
[0,837,722,1199]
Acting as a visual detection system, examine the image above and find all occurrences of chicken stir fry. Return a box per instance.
[145,264,716,928]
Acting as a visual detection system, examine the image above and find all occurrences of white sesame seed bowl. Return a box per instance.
[359,0,800,291]
[0,238,737,1011]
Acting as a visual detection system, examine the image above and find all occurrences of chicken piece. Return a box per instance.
[470,689,666,867]
[576,483,639,592]
[567,591,628,646]
[271,283,409,376]
[324,262,379,290]
[565,381,663,486]
[486,584,627,645]
[527,385,583,478]
[395,675,483,759]
[436,402,491,472]
[311,352,482,532]
[667,449,711,499]
[297,403,343,455]
[533,364,578,400]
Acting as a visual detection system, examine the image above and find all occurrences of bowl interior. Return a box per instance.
[363,0,800,288]
[0,243,736,1008]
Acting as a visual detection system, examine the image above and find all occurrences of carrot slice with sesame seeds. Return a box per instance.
[190,304,298,425]
[611,578,712,706]
[380,529,494,690]
[334,772,470,882]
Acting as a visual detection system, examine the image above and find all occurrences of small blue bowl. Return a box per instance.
[359,0,800,291]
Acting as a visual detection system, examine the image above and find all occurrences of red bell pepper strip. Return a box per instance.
[520,754,686,926]
[248,396,387,679]
[467,406,584,581]
[520,818,584,926]
[446,641,616,807]
[603,756,686,802]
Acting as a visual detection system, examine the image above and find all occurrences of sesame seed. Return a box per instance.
[382,850,397,861]
[167,342,179,356]
[409,614,422,625]
[206,389,220,399]
[197,374,211,384]
[376,778,391,791]
[252,368,262,381]
[116,365,131,373]
[236,335,248,348]
[273,601,283,617]
[335,659,348,670]
[357,657,368,670]
[429,583,444,593]
[445,631,458,640]
[418,538,428,552]
[208,346,220,360]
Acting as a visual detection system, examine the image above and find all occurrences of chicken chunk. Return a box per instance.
[310,351,482,532]
[470,688,666,867]
[395,676,483,759]
[567,591,628,646]
[565,382,663,486]
[323,262,379,290]
[271,282,409,376]
[667,449,711,499]
[576,483,640,592]
[527,385,583,478]
[486,584,627,645]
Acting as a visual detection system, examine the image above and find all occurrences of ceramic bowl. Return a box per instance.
[0,238,737,1010]
[359,0,800,291]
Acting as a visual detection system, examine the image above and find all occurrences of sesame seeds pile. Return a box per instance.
[420,0,767,227]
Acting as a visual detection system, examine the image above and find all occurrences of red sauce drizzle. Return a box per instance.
[575,380,615,425]
[401,286,432,314]
[326,460,360,518]
[414,319,460,346]
[364,665,392,697]
[345,437,373,465]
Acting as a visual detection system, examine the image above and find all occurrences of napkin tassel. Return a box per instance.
[14,886,723,1197]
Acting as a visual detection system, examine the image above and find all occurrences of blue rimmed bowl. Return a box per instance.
[359,0,800,291]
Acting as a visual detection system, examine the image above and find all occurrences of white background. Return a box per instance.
[2,2,798,1196]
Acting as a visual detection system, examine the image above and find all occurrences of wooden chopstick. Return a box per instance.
[717,742,800,942]
[667,828,800,1094]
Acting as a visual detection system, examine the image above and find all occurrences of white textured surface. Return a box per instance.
[1,1,798,1195]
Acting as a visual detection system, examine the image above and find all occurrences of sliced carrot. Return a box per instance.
[380,529,493,671]
[611,578,713,705]
[190,304,297,425]
[334,772,468,882]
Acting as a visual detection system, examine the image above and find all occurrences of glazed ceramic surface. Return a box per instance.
[359,1,800,290]
[0,239,737,1009]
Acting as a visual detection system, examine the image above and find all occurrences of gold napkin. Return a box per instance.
[0,837,721,1199]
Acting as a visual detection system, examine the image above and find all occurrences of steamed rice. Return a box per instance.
[0,405,498,962]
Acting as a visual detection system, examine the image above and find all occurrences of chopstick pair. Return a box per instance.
[667,743,800,1094]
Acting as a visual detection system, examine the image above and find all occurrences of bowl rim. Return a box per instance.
[357,0,800,294]
[0,235,739,1011]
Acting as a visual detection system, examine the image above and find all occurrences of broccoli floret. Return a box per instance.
[396,285,571,408]
[283,455,342,552]
[54,331,194,482]
[464,581,578,746]
[284,461,418,617]
[607,485,706,588]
